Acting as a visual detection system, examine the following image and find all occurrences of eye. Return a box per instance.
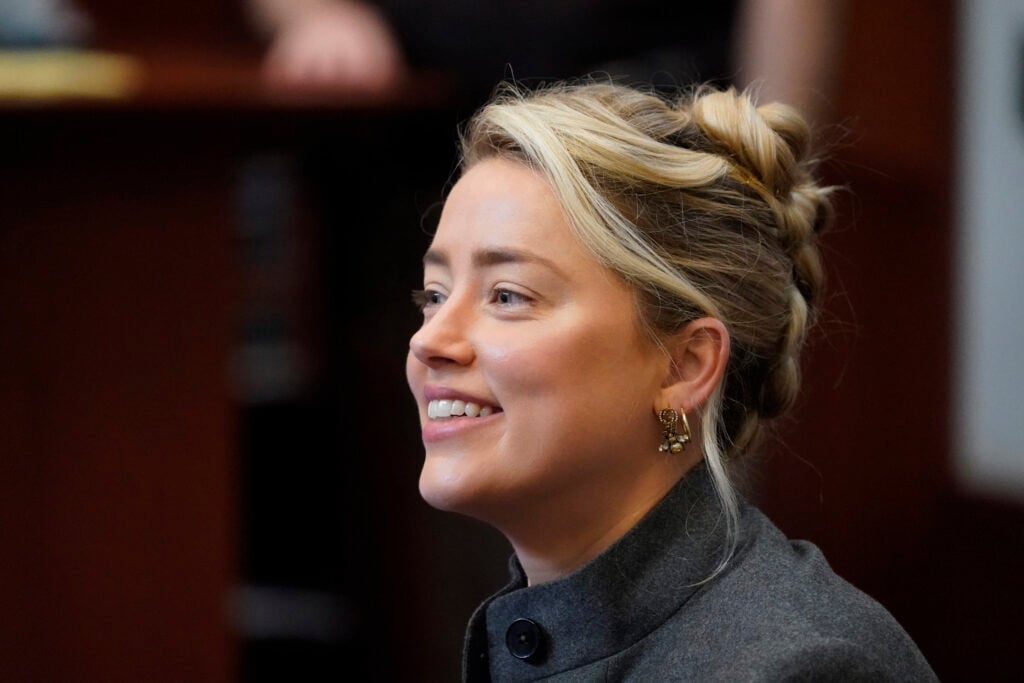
[411,288,447,310]
[492,288,532,306]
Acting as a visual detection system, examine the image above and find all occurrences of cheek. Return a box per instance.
[479,321,652,408]
[476,328,573,397]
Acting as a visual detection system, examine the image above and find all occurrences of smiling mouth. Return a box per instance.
[427,399,501,420]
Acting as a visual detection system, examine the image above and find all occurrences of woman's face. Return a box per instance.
[406,158,670,521]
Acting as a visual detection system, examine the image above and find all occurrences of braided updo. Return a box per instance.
[460,82,833,566]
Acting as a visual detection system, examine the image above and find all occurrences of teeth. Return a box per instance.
[427,399,497,419]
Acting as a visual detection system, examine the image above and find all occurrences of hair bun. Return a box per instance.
[688,89,808,196]
[688,87,831,298]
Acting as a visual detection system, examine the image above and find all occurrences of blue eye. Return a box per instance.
[493,289,530,306]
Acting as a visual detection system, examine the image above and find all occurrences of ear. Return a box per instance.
[655,317,730,413]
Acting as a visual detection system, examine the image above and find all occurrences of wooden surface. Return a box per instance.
[0,41,455,678]
[0,46,447,111]
[0,117,240,682]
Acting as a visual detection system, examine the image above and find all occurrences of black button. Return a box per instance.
[505,618,545,661]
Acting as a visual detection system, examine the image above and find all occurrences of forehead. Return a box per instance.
[429,158,585,264]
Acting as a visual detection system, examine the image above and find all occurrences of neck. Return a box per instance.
[499,453,701,586]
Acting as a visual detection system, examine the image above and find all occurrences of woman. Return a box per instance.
[406,82,935,681]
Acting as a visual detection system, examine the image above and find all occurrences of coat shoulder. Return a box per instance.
[607,507,937,681]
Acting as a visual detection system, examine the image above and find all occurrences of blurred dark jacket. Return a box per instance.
[378,0,739,100]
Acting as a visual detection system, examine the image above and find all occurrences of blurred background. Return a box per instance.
[1,0,1021,680]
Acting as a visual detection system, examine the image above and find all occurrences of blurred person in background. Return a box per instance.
[246,0,841,121]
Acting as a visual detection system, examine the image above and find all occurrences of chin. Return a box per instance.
[418,454,516,523]
[418,455,479,514]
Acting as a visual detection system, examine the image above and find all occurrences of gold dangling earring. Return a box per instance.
[658,408,691,454]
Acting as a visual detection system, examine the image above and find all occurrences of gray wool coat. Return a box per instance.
[462,464,937,681]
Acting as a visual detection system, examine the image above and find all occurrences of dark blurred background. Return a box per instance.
[1,1,1021,681]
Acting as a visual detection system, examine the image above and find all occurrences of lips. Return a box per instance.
[420,386,502,442]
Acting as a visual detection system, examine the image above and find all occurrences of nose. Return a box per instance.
[409,298,475,369]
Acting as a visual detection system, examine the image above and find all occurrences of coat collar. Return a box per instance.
[463,463,730,680]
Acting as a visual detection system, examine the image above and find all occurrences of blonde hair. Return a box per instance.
[460,82,832,570]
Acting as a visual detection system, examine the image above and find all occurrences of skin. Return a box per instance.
[254,0,407,96]
[734,0,844,123]
[406,158,729,585]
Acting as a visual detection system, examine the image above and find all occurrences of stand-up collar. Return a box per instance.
[463,464,729,680]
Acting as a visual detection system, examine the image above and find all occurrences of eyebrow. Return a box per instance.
[423,247,568,278]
